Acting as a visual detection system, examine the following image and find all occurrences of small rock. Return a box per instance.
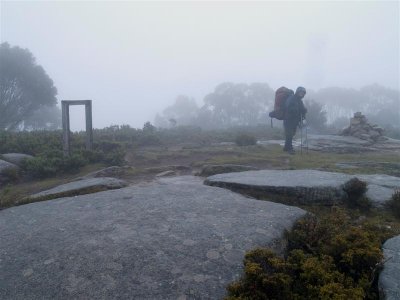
[155,170,175,177]
[22,268,33,277]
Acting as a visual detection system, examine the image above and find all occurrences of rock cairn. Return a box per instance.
[341,112,386,142]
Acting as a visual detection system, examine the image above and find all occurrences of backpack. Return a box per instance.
[269,87,294,120]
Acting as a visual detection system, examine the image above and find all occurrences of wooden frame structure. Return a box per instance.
[61,100,93,156]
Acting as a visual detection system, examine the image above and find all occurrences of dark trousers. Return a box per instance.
[283,121,297,151]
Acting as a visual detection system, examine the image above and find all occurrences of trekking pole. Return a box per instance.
[305,119,309,154]
[300,119,303,155]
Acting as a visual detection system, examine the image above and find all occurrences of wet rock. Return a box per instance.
[0,176,306,299]
[205,169,400,207]
[304,134,400,153]
[155,170,176,177]
[25,177,128,203]
[198,164,259,177]
[379,235,400,300]
[80,166,131,179]
[144,165,191,173]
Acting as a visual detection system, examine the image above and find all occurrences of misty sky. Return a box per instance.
[1,1,399,130]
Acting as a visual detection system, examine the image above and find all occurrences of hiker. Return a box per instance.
[283,86,307,154]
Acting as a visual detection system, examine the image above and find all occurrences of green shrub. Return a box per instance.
[103,149,125,166]
[235,133,257,146]
[343,178,371,210]
[226,209,384,300]
[1,166,20,182]
[21,156,59,178]
[226,248,292,300]
[387,190,400,219]
[21,151,87,178]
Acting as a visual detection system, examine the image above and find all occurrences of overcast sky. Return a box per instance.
[1,1,399,130]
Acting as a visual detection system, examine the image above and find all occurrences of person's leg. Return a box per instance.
[283,121,290,151]
[286,124,297,152]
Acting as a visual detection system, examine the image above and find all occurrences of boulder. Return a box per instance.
[0,176,306,299]
[1,153,34,166]
[379,235,400,300]
[205,170,400,207]
[198,164,259,177]
[24,177,128,203]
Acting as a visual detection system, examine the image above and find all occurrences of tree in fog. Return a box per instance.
[313,87,365,122]
[360,84,400,128]
[304,99,327,132]
[24,105,61,130]
[201,82,274,128]
[0,42,58,130]
[314,84,399,129]
[154,95,199,127]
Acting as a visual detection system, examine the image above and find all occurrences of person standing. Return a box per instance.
[283,86,307,154]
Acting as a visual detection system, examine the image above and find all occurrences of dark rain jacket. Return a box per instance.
[284,94,307,127]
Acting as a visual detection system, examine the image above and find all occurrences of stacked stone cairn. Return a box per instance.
[340,112,386,142]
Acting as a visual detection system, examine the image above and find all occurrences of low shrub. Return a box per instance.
[21,151,87,178]
[387,190,400,219]
[102,149,125,166]
[235,134,257,146]
[226,209,384,299]
[343,178,371,210]
[1,166,20,182]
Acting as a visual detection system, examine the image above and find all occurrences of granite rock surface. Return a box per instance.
[205,170,400,207]
[379,235,400,300]
[26,177,129,202]
[0,176,306,299]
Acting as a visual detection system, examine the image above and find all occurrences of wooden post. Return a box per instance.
[85,101,93,150]
[61,101,70,157]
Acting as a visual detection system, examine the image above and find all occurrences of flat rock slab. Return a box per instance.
[306,135,400,153]
[205,170,400,207]
[259,134,400,153]
[26,177,129,202]
[198,164,259,177]
[0,176,306,300]
[80,166,132,179]
[379,235,400,300]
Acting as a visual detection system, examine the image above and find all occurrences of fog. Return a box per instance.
[1,1,398,131]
